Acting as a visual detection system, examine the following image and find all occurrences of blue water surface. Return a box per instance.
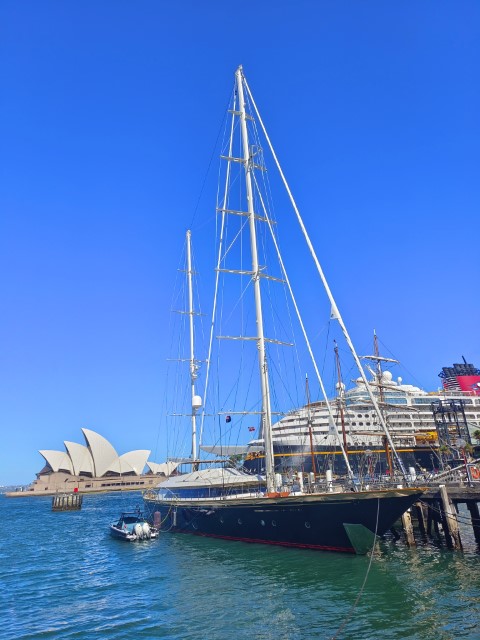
[1,492,479,640]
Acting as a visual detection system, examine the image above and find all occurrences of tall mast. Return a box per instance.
[186,229,200,466]
[235,66,275,493]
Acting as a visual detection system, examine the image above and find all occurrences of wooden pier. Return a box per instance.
[392,481,480,550]
[51,493,83,511]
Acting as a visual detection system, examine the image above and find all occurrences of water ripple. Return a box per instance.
[1,494,479,640]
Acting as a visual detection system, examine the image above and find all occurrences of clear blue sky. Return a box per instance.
[1,1,479,485]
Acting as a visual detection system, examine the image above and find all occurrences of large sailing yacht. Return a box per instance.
[144,66,423,554]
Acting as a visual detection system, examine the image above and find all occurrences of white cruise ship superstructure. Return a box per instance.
[242,360,480,476]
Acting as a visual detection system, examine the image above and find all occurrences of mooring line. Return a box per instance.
[330,497,380,640]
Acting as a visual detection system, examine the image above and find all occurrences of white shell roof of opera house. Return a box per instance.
[39,428,152,477]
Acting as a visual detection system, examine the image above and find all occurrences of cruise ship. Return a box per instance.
[240,359,480,477]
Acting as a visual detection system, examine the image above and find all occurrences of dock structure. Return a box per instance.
[52,493,83,511]
[393,481,480,550]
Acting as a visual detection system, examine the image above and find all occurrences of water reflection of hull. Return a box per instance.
[243,445,443,476]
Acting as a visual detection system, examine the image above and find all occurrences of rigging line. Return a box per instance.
[254,183,303,406]
[377,336,427,390]
[278,276,304,409]
[200,93,237,448]
[235,334,258,440]
[330,497,380,640]
[259,272,294,344]
[320,321,331,378]
[165,245,190,460]
[246,123,316,408]
[220,215,249,264]
[268,306,300,413]
[189,89,233,231]
[263,210,304,408]
[216,350,259,432]
[276,239,303,408]
[311,320,333,344]
[154,277,184,462]
[174,287,193,458]
[218,273,254,329]
[243,74,408,484]
[268,356,301,413]
[250,170,355,483]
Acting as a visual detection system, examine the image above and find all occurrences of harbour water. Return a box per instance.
[1,492,479,640]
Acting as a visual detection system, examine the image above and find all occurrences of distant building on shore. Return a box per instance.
[6,428,177,497]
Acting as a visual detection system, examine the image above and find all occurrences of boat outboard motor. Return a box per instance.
[142,522,151,539]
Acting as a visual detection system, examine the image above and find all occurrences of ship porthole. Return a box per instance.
[260,519,265,526]
[304,521,311,529]
[271,520,277,527]
[238,518,242,525]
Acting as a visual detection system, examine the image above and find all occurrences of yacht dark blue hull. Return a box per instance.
[144,488,423,554]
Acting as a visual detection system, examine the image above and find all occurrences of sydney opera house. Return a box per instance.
[10,428,176,496]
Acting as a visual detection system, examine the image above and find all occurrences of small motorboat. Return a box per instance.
[109,509,159,541]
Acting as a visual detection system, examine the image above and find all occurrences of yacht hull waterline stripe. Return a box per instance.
[165,529,355,553]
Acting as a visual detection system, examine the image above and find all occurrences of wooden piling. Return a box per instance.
[389,526,400,541]
[52,493,83,511]
[414,501,428,538]
[439,484,462,550]
[401,509,416,547]
[466,500,480,545]
[432,502,442,541]
[427,503,434,537]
